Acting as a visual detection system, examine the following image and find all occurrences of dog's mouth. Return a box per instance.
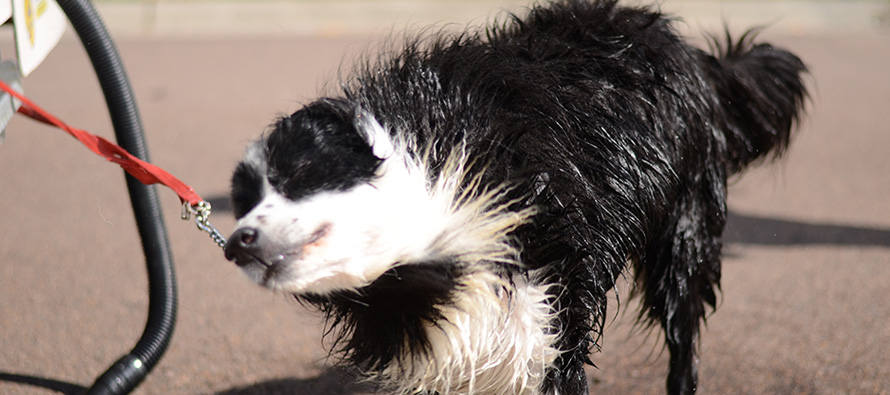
[241,223,333,287]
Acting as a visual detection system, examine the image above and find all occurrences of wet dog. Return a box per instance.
[224,0,807,393]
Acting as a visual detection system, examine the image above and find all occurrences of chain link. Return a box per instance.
[182,201,227,249]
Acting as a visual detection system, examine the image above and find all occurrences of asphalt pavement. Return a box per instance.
[1,1,889,394]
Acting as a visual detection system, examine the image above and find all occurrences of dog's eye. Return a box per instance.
[230,162,265,219]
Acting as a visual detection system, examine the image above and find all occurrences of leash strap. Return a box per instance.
[0,79,227,248]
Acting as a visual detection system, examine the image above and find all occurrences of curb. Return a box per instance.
[90,0,889,39]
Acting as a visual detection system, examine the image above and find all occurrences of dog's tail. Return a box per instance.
[701,30,808,174]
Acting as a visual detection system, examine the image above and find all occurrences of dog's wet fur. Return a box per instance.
[225,1,807,393]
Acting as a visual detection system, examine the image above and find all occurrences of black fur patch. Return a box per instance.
[299,261,463,374]
[264,100,382,201]
[230,161,265,219]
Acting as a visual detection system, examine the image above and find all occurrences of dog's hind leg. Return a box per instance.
[635,177,724,394]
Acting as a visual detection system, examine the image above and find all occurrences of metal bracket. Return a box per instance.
[0,60,23,147]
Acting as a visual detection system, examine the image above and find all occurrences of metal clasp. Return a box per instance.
[182,201,227,249]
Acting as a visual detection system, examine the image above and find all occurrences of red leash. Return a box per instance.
[0,79,202,206]
[0,79,227,248]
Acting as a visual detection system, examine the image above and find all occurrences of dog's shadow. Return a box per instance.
[724,211,890,248]
[0,372,85,395]
[215,367,376,395]
[0,368,373,395]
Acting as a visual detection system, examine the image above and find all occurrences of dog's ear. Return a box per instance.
[355,111,396,160]
[264,100,383,200]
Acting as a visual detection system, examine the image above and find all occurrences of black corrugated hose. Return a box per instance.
[55,0,178,393]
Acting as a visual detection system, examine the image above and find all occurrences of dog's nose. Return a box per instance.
[225,227,261,266]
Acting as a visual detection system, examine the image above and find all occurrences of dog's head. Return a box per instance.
[225,100,456,295]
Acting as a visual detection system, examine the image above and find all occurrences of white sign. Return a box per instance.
[0,1,12,25]
[12,0,66,77]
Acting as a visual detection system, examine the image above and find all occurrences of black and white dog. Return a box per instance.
[224,0,807,393]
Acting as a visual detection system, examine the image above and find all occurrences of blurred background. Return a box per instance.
[1,1,889,394]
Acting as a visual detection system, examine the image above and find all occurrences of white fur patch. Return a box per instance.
[377,271,559,394]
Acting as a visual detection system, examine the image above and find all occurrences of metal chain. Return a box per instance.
[182,201,227,249]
